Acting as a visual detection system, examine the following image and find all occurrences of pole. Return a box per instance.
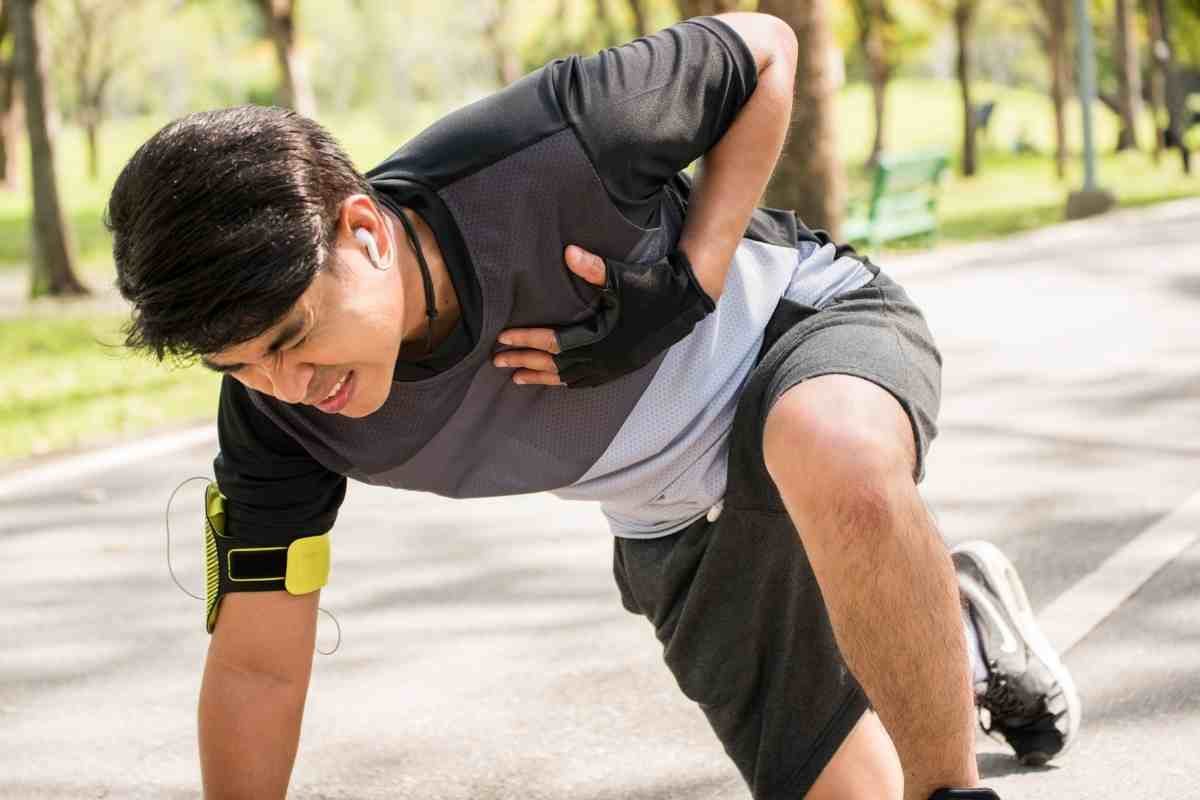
[1064,0,1114,218]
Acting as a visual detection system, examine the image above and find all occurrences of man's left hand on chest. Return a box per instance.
[493,244,715,388]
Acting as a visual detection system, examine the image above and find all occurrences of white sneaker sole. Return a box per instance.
[954,539,1082,760]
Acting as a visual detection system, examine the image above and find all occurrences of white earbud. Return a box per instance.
[354,227,388,270]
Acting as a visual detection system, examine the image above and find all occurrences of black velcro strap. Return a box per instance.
[228,548,288,581]
[929,790,1001,800]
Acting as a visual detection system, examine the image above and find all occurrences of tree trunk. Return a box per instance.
[0,2,18,190]
[954,1,979,177]
[0,53,19,190]
[678,0,740,19]
[12,0,86,298]
[627,0,649,36]
[84,119,98,182]
[593,0,619,48]
[863,0,892,166]
[1113,0,1140,151]
[1145,0,1166,162]
[1157,0,1190,172]
[483,0,522,86]
[760,0,844,239]
[257,0,316,117]
[1046,0,1069,180]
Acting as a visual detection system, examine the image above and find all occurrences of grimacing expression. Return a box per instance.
[202,224,406,418]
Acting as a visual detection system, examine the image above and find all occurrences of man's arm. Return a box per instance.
[198,590,320,800]
[492,14,801,385]
[676,12,798,301]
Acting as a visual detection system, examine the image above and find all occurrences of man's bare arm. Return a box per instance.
[198,590,320,800]
[678,11,799,301]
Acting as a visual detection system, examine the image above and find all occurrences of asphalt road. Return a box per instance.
[2,199,1199,799]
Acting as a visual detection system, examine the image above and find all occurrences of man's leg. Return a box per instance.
[764,373,978,800]
[612,499,896,800]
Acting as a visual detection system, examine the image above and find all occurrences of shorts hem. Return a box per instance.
[763,685,871,800]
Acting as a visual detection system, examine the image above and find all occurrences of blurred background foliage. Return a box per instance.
[0,0,1197,462]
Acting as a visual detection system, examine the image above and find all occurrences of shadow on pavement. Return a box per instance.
[977,752,1056,780]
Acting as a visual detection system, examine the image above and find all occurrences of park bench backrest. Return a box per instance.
[869,151,949,222]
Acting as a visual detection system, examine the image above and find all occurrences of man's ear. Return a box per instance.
[337,194,390,256]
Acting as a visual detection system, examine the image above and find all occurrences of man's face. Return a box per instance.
[202,231,405,418]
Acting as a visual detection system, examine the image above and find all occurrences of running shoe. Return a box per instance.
[952,540,1081,766]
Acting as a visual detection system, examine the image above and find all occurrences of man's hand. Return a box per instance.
[493,244,715,388]
[493,245,602,386]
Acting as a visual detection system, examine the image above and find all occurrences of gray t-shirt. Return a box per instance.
[214,17,870,544]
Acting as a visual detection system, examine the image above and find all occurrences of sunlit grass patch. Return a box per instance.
[1,314,220,462]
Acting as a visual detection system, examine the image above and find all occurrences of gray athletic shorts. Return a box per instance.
[612,266,942,799]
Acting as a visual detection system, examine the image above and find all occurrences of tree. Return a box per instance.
[952,0,982,176]
[851,0,898,166]
[591,0,622,48]
[924,0,983,176]
[0,2,21,190]
[1030,0,1072,179]
[627,0,650,35]
[253,0,316,117]
[1151,0,1191,171]
[50,0,144,181]
[678,0,741,18]
[11,0,85,298]
[483,0,523,86]
[1112,0,1141,150]
[760,0,845,238]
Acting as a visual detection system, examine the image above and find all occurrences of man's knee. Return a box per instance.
[763,374,918,533]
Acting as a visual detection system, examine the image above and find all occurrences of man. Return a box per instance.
[108,12,1077,800]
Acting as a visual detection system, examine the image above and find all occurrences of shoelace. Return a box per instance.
[980,669,1033,723]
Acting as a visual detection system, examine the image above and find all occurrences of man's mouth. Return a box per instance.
[315,370,354,413]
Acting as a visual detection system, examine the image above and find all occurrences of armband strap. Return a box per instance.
[928,790,1001,800]
[203,482,331,633]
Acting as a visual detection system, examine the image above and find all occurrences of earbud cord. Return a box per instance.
[395,209,438,356]
[165,476,341,655]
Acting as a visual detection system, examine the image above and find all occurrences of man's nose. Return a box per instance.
[264,358,314,404]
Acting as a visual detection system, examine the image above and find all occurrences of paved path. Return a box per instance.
[3,199,1200,798]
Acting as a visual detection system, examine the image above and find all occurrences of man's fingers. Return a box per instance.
[493,349,558,374]
[510,369,565,387]
[497,328,560,354]
[564,245,606,286]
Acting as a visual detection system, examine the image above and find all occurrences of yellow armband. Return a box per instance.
[203,482,330,633]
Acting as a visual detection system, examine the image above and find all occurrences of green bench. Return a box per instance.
[843,150,950,249]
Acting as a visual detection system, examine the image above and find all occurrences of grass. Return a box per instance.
[837,78,1198,251]
[0,76,1196,465]
[0,315,220,463]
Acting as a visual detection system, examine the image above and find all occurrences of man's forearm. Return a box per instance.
[198,651,311,800]
[678,14,798,301]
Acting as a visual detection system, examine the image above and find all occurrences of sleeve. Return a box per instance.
[548,16,759,228]
[213,376,347,547]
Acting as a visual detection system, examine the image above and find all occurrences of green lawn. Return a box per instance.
[837,78,1197,252]
[1,77,1196,465]
[0,315,221,462]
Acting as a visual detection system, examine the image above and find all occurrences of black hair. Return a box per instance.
[105,105,376,363]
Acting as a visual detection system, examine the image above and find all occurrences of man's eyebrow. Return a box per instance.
[200,318,307,374]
